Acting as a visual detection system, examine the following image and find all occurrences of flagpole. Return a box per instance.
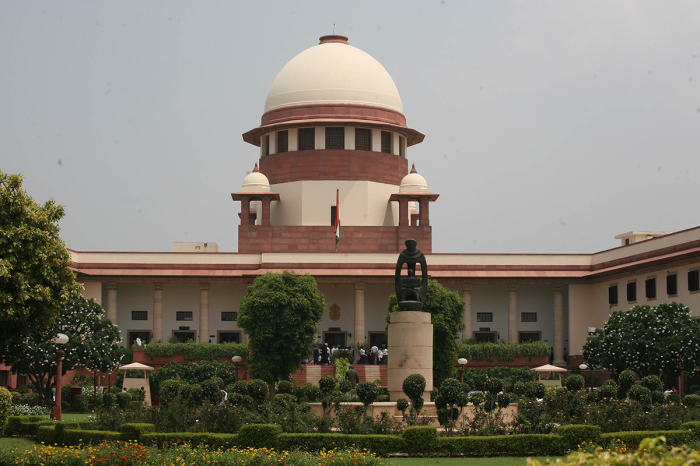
[335,189,339,252]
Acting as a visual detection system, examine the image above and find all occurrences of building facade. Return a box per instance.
[66,35,700,370]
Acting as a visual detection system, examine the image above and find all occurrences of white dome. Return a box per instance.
[264,36,403,114]
[399,164,429,193]
[241,164,270,192]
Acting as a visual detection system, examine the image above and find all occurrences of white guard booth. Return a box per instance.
[119,362,154,406]
[530,363,568,387]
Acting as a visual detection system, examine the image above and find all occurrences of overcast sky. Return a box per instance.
[2,1,699,254]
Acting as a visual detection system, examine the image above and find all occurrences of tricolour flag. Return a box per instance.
[334,189,341,251]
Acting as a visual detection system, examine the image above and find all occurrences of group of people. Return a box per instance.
[308,343,388,365]
[358,345,387,365]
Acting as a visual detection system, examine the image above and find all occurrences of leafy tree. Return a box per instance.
[385,280,465,388]
[0,171,81,349]
[237,271,325,398]
[583,303,700,379]
[0,295,122,408]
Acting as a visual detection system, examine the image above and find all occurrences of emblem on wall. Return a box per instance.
[329,303,341,321]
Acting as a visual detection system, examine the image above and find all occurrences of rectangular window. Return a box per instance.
[645,278,656,299]
[221,312,237,322]
[667,274,678,296]
[521,312,537,322]
[690,270,700,292]
[355,128,371,151]
[277,131,288,153]
[325,127,344,149]
[131,311,148,321]
[627,281,637,302]
[381,131,391,153]
[298,128,315,150]
[176,311,193,321]
[519,332,541,343]
[330,206,337,226]
[219,332,240,344]
[609,285,618,305]
[264,135,270,156]
[476,312,493,322]
[0,371,8,387]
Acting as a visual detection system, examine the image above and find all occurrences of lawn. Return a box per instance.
[0,437,35,452]
[387,457,563,466]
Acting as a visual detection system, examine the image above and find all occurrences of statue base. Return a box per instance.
[398,300,424,312]
[387,311,433,402]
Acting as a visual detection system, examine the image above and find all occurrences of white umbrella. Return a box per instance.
[118,362,155,371]
[530,364,567,372]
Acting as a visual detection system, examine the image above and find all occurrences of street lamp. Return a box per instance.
[52,333,69,421]
[458,358,468,384]
[232,355,242,383]
[579,363,589,391]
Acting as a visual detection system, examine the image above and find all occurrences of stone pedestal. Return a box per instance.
[388,311,433,401]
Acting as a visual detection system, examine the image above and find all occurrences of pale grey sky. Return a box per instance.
[2,1,699,254]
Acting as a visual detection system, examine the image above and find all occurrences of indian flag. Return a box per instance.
[334,189,341,251]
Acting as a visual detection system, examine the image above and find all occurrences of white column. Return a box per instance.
[345,127,355,150]
[508,285,518,343]
[269,132,277,154]
[553,285,565,366]
[315,126,325,150]
[107,283,117,325]
[354,283,365,346]
[289,128,299,151]
[461,285,472,341]
[392,133,400,156]
[199,283,210,343]
[371,129,381,152]
[153,283,163,343]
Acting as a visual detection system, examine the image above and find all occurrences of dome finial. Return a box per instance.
[253,163,260,173]
[319,35,349,45]
[410,163,417,174]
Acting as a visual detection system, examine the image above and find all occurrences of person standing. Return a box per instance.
[313,346,320,365]
[359,347,366,365]
[321,343,330,365]
[345,365,360,389]
[370,344,379,365]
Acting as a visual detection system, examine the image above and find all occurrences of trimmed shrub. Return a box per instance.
[277,433,406,456]
[355,382,379,412]
[247,379,269,403]
[142,432,240,449]
[438,434,567,456]
[601,430,691,448]
[524,381,545,399]
[277,380,293,394]
[236,424,282,448]
[640,375,663,393]
[318,375,336,395]
[682,421,700,439]
[10,391,21,406]
[683,394,700,408]
[401,426,438,454]
[4,415,47,436]
[618,370,636,395]
[119,423,155,441]
[562,374,584,392]
[628,384,652,403]
[21,393,40,407]
[0,387,11,436]
[667,394,681,404]
[73,394,88,413]
[557,425,601,450]
[596,384,617,400]
[116,392,131,410]
[102,393,116,409]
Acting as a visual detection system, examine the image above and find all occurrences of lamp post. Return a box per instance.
[579,363,589,391]
[232,355,242,383]
[458,358,468,384]
[52,333,69,421]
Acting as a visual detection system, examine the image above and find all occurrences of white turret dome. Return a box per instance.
[399,164,429,193]
[264,35,403,114]
[241,164,270,192]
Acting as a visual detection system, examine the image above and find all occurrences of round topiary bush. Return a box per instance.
[524,381,546,399]
[247,379,269,403]
[0,387,11,436]
[355,381,379,411]
[667,393,681,404]
[396,398,409,413]
[597,384,617,400]
[277,380,293,394]
[338,379,352,394]
[618,370,636,394]
[402,374,426,404]
[513,381,526,396]
[439,378,461,406]
[640,375,663,393]
[485,377,504,395]
[563,374,584,392]
[231,380,248,395]
[684,394,700,408]
[318,375,336,395]
[629,383,651,403]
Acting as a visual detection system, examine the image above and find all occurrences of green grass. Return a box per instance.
[0,437,35,452]
[386,457,564,466]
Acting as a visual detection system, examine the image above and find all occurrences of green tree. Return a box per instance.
[583,302,700,379]
[0,295,122,408]
[237,271,325,398]
[386,280,465,387]
[0,171,81,349]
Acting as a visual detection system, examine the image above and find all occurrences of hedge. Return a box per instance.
[119,423,155,441]
[438,434,567,456]
[457,341,550,362]
[556,425,602,450]
[277,433,407,456]
[141,432,240,449]
[143,342,248,360]
[5,416,47,436]
[600,430,693,448]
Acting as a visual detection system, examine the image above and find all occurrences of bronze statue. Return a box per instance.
[395,239,428,311]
